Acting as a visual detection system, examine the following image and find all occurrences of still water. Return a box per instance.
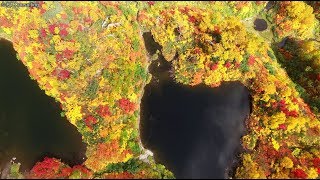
[0,39,86,172]
[254,18,268,31]
[140,33,251,179]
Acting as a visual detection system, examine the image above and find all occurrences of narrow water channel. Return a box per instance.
[140,33,251,179]
[0,39,86,172]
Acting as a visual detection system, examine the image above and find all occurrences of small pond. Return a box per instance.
[254,18,268,31]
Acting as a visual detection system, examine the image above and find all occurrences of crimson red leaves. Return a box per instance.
[225,61,231,68]
[248,55,255,65]
[84,115,98,130]
[29,157,92,178]
[48,24,57,34]
[291,168,307,179]
[210,63,218,71]
[30,157,61,178]
[40,28,47,38]
[62,49,75,60]
[188,16,197,23]
[314,158,320,168]
[194,47,201,54]
[147,1,155,6]
[275,99,299,117]
[97,105,111,117]
[48,23,69,37]
[316,74,320,81]
[55,49,75,62]
[118,98,135,113]
[278,123,287,130]
[59,167,73,177]
[58,69,71,80]
[59,28,68,37]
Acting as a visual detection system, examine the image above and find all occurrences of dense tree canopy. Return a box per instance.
[0,1,319,179]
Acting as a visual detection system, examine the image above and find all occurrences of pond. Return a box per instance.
[254,18,268,31]
[0,39,86,173]
[140,33,251,179]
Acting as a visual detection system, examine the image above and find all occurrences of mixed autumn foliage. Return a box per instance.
[0,1,319,179]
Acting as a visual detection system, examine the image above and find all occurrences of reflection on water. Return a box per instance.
[140,32,251,179]
[0,39,86,172]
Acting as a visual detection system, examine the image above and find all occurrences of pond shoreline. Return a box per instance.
[0,39,87,173]
[139,32,252,179]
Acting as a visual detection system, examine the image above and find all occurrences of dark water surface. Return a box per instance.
[254,18,268,31]
[0,39,86,172]
[140,33,251,179]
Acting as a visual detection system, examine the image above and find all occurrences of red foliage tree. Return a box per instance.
[210,63,218,71]
[188,16,197,23]
[316,74,320,81]
[84,115,98,130]
[58,69,71,80]
[147,1,155,6]
[235,62,241,68]
[48,24,57,34]
[55,53,63,61]
[225,61,231,68]
[59,29,68,37]
[313,157,320,168]
[40,28,47,38]
[278,123,287,130]
[97,105,111,117]
[62,49,75,60]
[194,47,201,54]
[58,167,73,177]
[287,110,299,117]
[29,157,62,179]
[276,99,299,117]
[291,169,308,179]
[29,157,92,178]
[248,55,255,65]
[38,1,46,14]
[118,98,135,113]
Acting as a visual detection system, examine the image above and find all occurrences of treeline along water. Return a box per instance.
[140,32,251,179]
[0,39,86,172]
